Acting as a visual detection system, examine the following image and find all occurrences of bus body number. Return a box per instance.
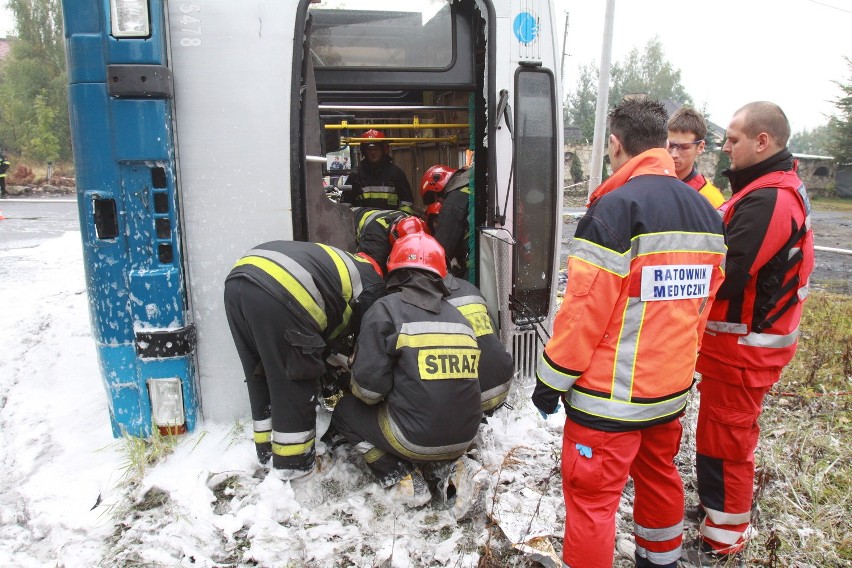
[178,3,202,47]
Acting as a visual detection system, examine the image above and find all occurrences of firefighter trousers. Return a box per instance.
[561,418,684,568]
[695,374,773,554]
[224,278,327,472]
[330,395,418,487]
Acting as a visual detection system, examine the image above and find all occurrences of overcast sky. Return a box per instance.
[555,0,852,133]
[1,1,849,133]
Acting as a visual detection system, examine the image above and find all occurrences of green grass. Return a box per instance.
[809,196,852,213]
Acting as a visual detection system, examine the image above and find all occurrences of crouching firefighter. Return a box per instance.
[444,273,514,416]
[385,215,514,415]
[224,241,386,479]
[330,233,485,515]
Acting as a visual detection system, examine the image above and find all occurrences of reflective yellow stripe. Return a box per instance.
[234,256,326,330]
[396,333,478,349]
[363,447,385,464]
[456,304,493,336]
[254,431,271,444]
[272,439,315,457]
[317,244,353,339]
[378,405,468,461]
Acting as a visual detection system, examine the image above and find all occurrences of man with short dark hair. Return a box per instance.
[667,107,725,208]
[532,99,726,568]
[690,101,814,562]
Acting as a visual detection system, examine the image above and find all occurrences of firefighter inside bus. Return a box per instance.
[420,164,471,279]
[341,129,415,213]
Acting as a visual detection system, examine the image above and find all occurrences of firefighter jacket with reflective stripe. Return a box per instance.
[350,292,483,460]
[444,275,514,412]
[226,241,386,342]
[434,169,471,278]
[352,207,408,275]
[346,157,414,213]
[683,167,725,209]
[538,149,727,432]
[699,164,813,376]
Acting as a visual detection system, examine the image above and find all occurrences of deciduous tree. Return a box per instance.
[609,37,693,108]
[0,0,70,161]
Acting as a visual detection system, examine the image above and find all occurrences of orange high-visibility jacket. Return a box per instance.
[537,149,727,431]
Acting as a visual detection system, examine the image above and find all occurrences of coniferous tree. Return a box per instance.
[826,57,852,166]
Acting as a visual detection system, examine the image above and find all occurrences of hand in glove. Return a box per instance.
[531,377,563,419]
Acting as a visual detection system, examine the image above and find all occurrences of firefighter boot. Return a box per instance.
[387,467,431,508]
[444,455,488,521]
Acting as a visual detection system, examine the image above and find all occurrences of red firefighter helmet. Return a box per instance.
[387,233,447,278]
[420,165,456,199]
[360,129,389,154]
[389,215,428,245]
[355,252,383,277]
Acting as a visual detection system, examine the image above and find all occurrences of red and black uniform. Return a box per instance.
[695,149,813,554]
[344,156,414,213]
[331,270,482,487]
[224,241,385,474]
[532,149,727,568]
[682,167,725,209]
[433,169,471,278]
[444,275,514,414]
[352,207,408,274]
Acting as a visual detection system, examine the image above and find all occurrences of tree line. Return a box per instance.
[564,38,852,175]
[0,10,850,174]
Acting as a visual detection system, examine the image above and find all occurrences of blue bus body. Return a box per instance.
[64,2,197,437]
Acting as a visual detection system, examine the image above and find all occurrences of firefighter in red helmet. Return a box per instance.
[384,215,514,416]
[342,129,414,213]
[420,164,471,278]
[329,233,487,518]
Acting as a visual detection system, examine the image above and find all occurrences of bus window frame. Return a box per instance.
[511,64,558,324]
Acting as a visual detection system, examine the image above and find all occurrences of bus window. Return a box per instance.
[513,68,557,323]
[311,1,453,69]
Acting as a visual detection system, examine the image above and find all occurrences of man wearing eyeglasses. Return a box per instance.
[667,107,726,209]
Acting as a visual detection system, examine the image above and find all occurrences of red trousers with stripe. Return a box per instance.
[695,374,773,553]
[561,418,684,568]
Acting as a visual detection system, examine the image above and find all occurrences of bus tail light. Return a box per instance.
[110,0,150,38]
[148,378,186,436]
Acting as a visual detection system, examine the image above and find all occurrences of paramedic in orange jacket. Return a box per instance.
[531,99,727,568]
[692,102,814,560]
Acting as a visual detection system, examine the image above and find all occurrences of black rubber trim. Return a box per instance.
[136,325,196,358]
[107,64,174,99]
